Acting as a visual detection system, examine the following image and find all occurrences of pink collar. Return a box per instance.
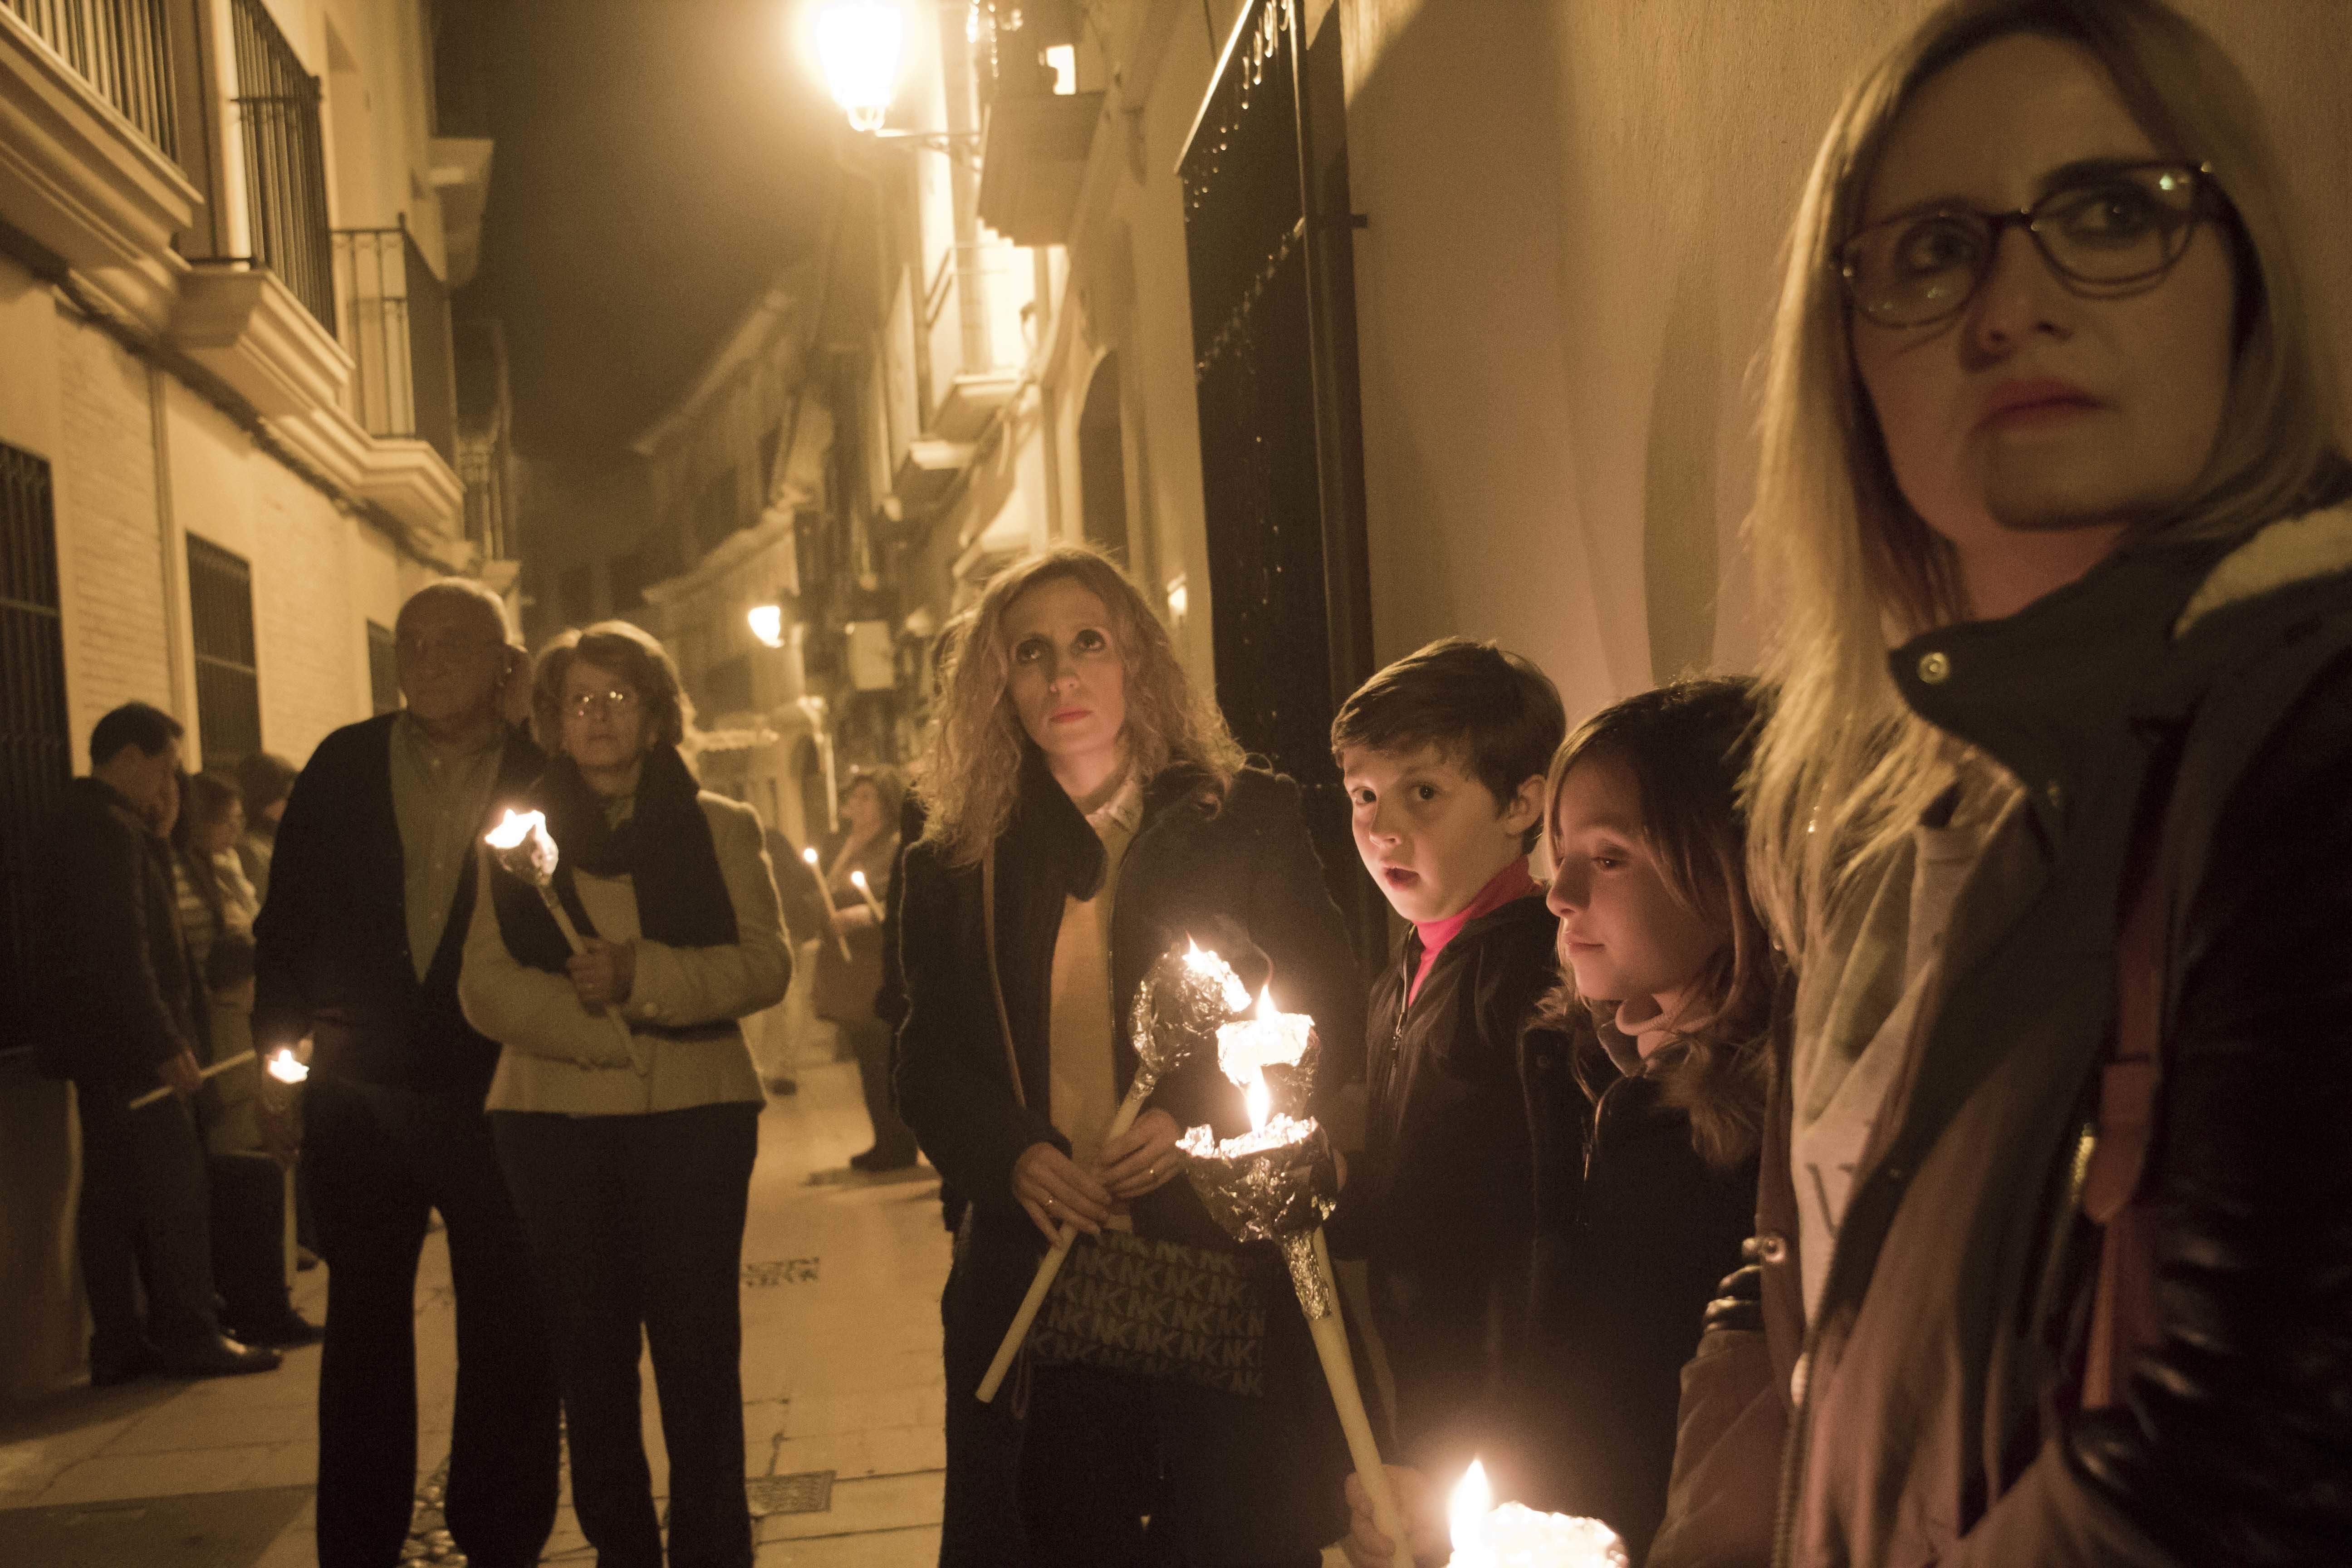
[1407,859,1541,1005]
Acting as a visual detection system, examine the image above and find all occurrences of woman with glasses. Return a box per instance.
[1640,3,2352,1565]
[460,621,789,1568]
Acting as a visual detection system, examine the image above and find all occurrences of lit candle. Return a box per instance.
[265,1047,309,1085]
[1447,1460,1627,1568]
[848,867,886,920]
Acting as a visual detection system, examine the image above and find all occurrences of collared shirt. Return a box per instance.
[389,713,507,982]
[1048,772,1144,1176]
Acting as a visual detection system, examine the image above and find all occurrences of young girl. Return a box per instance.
[1344,678,1774,1568]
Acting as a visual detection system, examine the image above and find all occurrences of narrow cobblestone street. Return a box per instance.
[0,1062,951,1567]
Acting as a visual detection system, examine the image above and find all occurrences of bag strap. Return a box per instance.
[981,846,1027,1111]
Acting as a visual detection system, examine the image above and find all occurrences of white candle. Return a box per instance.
[1448,1460,1628,1568]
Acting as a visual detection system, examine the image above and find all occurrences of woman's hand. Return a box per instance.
[568,936,637,1009]
[1343,1465,1448,1568]
[1011,1142,1114,1243]
[1094,1108,1186,1202]
[833,903,877,931]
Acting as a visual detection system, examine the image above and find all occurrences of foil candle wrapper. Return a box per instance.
[1180,1115,1338,1252]
[1216,1000,1321,1122]
[487,809,559,887]
[1128,940,1251,1082]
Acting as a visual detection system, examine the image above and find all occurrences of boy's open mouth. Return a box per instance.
[1381,866,1419,889]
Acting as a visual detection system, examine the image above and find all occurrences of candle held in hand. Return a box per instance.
[1447,1459,1628,1567]
[265,1048,309,1085]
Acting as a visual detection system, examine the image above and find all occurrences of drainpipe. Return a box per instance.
[148,366,194,737]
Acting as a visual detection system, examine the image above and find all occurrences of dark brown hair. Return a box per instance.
[532,621,690,753]
[171,770,242,918]
[1332,638,1567,851]
[1539,678,1776,1169]
[234,751,298,826]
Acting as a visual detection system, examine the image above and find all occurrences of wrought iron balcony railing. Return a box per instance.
[2,0,176,157]
[333,223,456,466]
[228,0,333,332]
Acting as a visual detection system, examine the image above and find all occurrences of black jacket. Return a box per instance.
[252,714,542,1102]
[1519,1022,1756,1561]
[1324,889,1552,1477]
[896,750,1367,1563]
[33,777,208,1090]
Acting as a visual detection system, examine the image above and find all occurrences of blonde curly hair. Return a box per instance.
[916,545,1243,867]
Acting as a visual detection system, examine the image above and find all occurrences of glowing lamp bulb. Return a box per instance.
[1246,1069,1272,1132]
[816,0,904,133]
[1451,1459,1494,1564]
[266,1048,309,1085]
[486,808,540,851]
[748,603,784,648]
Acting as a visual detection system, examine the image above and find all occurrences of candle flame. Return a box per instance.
[1179,939,1251,1013]
[851,869,869,888]
[266,1047,309,1085]
[486,808,542,850]
[803,846,819,866]
[1254,985,1274,1020]
[1245,1069,1271,1131]
[1451,1459,1493,1557]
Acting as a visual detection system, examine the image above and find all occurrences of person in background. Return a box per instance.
[897,544,1366,1565]
[816,767,914,1171]
[33,704,280,1384]
[1322,639,1564,1496]
[170,768,318,1350]
[254,579,560,1568]
[748,816,832,1097]
[1662,2,2352,1561]
[462,621,789,1568]
[234,751,299,907]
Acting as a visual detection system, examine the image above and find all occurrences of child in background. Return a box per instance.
[1324,638,1567,1493]
[1343,678,1774,1568]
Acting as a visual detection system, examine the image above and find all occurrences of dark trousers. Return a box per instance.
[495,1102,761,1568]
[74,1088,220,1369]
[306,1077,560,1568]
[845,1017,915,1160]
[208,1150,290,1333]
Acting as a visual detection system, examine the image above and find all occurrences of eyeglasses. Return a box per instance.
[564,688,641,718]
[1839,161,2222,330]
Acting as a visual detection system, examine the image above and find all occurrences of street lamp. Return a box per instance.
[815,0,903,133]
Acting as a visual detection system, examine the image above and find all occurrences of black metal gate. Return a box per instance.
[186,534,262,768]
[1179,0,1379,964]
[0,444,70,1055]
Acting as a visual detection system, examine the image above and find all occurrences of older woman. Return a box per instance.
[897,545,1367,1566]
[1651,3,2352,1564]
[460,621,789,1568]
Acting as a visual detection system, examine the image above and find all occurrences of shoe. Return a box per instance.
[227,1309,324,1348]
[150,1336,282,1377]
[763,1075,799,1097]
[850,1145,920,1173]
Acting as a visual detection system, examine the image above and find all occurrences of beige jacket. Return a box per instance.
[460,793,789,1115]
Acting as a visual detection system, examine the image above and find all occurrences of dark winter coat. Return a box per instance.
[1518,1020,1756,1563]
[252,714,543,1102]
[1323,890,1552,1482]
[895,747,1367,1565]
[1655,506,2352,1568]
[32,777,210,1090]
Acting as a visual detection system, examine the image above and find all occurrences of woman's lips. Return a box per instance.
[1978,377,2101,431]
[1049,707,1089,724]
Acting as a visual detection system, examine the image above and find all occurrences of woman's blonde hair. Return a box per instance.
[917,544,1243,866]
[1537,679,1776,1169]
[1745,0,2352,958]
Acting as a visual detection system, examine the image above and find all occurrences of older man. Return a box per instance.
[254,581,558,1568]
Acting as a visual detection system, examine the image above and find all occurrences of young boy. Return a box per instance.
[1324,637,1566,1492]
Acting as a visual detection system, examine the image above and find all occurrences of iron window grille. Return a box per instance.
[227,0,334,333]
[1,0,176,157]
[0,443,70,1056]
[186,534,262,768]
